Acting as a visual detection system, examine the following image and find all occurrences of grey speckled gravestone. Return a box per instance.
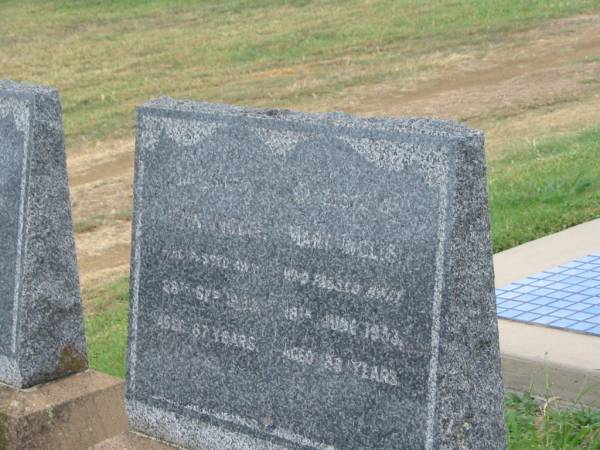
[127,98,506,449]
[0,80,87,388]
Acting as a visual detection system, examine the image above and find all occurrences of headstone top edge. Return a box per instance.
[0,79,58,98]
[138,96,483,141]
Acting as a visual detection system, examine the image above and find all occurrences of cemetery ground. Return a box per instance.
[2,0,600,448]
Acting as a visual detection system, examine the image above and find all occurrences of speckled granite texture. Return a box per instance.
[0,80,87,388]
[127,98,506,449]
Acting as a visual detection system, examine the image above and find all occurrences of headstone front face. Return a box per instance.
[0,80,87,388]
[127,98,506,449]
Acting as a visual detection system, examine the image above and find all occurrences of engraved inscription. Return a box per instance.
[156,313,258,353]
[162,247,260,275]
[281,344,400,387]
[283,305,413,351]
[175,211,407,263]
[162,246,407,307]
[132,112,445,449]
[162,279,259,313]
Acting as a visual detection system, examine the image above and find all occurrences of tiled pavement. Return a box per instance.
[496,252,600,336]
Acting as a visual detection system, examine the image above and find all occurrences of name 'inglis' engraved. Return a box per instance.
[288,225,400,263]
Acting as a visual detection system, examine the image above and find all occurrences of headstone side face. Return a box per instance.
[0,88,30,387]
[0,80,87,388]
[432,136,507,449]
[126,98,506,449]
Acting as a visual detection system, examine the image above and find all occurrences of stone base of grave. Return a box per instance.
[0,370,127,450]
[94,431,182,449]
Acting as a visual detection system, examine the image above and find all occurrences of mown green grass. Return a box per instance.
[84,278,130,378]
[2,0,600,148]
[506,393,600,449]
[490,127,600,252]
[87,277,600,448]
[3,0,600,250]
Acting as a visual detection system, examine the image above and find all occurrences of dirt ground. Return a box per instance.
[69,13,600,291]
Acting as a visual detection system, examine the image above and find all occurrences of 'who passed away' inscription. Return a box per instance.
[129,109,448,449]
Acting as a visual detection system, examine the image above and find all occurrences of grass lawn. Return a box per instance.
[4,0,599,252]
[506,393,600,449]
[490,126,600,252]
[5,0,596,357]
[84,278,130,378]
[2,0,600,148]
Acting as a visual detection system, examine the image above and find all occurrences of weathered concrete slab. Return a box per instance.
[0,370,127,450]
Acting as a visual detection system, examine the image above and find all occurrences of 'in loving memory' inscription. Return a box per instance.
[128,106,450,449]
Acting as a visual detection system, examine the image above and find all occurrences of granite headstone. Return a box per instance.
[0,80,87,388]
[127,98,506,449]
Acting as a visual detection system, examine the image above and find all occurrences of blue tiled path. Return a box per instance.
[496,252,600,336]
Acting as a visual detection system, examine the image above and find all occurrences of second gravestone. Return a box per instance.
[0,80,87,388]
[126,99,506,449]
